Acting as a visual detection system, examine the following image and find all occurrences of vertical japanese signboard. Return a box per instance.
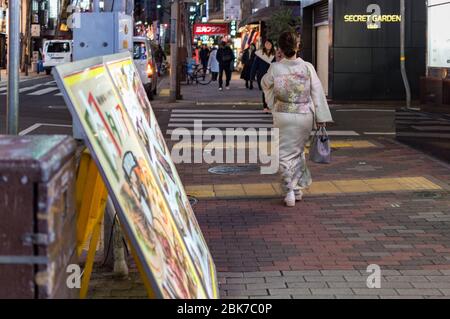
[54,53,218,299]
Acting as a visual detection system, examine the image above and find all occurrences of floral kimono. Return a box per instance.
[262,58,333,195]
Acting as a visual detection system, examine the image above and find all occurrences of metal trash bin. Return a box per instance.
[0,135,78,298]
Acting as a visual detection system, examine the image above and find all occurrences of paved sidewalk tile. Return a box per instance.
[89,96,450,299]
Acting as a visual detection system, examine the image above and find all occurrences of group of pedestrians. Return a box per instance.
[199,42,236,91]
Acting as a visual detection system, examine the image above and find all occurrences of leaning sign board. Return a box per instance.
[53,53,218,299]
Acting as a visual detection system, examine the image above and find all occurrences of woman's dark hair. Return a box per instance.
[262,39,276,57]
[278,32,298,58]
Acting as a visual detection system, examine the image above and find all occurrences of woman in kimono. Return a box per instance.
[262,32,333,207]
[250,40,276,113]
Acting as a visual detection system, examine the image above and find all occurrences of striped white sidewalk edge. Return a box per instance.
[166,129,360,136]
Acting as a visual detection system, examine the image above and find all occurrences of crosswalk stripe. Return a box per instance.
[167,129,360,136]
[172,109,268,114]
[411,126,450,131]
[171,114,272,118]
[29,87,59,95]
[168,108,361,137]
[363,132,396,135]
[54,92,63,96]
[19,83,47,93]
[170,118,273,123]
[168,123,274,128]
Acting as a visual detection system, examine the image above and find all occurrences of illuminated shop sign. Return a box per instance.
[344,15,401,23]
[194,23,228,35]
[230,20,237,37]
[344,4,401,30]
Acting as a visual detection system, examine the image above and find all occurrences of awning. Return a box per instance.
[239,7,283,28]
[239,5,301,28]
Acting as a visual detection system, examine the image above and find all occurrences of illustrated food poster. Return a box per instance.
[54,54,218,299]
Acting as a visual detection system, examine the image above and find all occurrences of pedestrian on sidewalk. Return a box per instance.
[216,41,235,91]
[240,43,256,89]
[155,44,167,76]
[250,40,276,113]
[199,44,210,74]
[208,46,219,81]
[262,31,333,207]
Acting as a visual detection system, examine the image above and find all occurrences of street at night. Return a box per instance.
[1,0,450,311]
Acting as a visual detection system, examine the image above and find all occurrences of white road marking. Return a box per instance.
[168,123,274,128]
[167,129,360,136]
[411,126,450,131]
[48,105,67,109]
[29,87,59,95]
[196,102,262,106]
[170,118,273,123]
[171,114,272,118]
[363,132,396,135]
[336,109,396,112]
[172,109,268,113]
[19,123,72,136]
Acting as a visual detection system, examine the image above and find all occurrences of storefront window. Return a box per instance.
[427,1,450,69]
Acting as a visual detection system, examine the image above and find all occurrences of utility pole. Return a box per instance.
[7,0,20,134]
[400,0,411,109]
[169,0,179,102]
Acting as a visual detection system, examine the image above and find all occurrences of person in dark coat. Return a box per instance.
[250,40,276,112]
[199,44,210,74]
[240,43,256,89]
[155,45,167,76]
[216,41,235,91]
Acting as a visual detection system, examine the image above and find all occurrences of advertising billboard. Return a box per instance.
[53,53,218,299]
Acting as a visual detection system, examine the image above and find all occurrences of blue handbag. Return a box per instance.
[309,127,331,164]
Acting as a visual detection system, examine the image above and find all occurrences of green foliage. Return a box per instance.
[266,8,302,44]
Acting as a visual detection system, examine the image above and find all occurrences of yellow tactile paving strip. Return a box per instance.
[171,140,377,150]
[185,177,443,199]
[160,89,170,97]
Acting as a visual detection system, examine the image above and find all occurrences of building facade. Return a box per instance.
[301,0,427,101]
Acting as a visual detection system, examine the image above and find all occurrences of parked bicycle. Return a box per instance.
[159,61,169,76]
[183,63,212,85]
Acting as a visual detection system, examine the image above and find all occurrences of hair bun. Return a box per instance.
[278,31,298,58]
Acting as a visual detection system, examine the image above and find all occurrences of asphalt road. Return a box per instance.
[0,75,72,135]
[0,74,398,137]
